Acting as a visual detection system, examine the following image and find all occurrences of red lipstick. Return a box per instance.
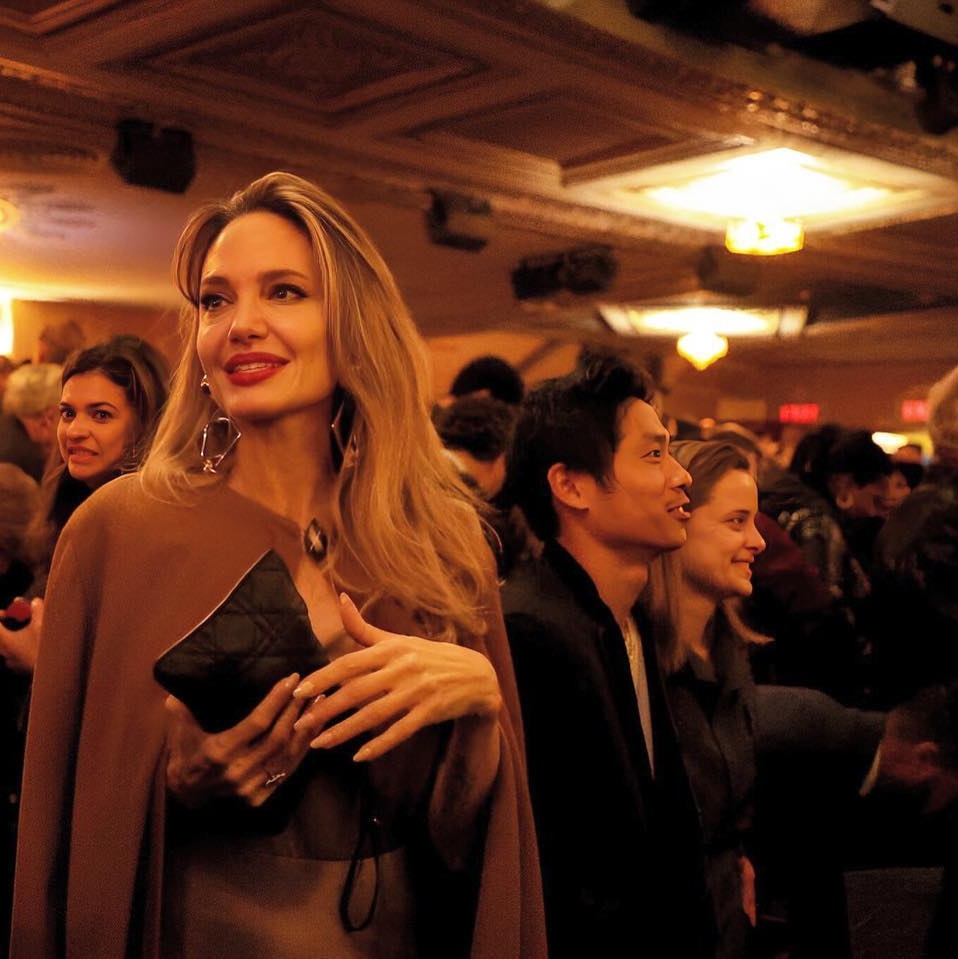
[224,353,287,386]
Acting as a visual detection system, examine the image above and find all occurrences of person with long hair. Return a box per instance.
[644,439,767,959]
[11,172,544,958]
[1,335,168,959]
[25,334,171,592]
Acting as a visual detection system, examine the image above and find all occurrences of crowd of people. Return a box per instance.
[0,171,956,958]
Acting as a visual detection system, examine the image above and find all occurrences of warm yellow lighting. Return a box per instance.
[0,295,13,356]
[0,198,19,234]
[575,144,958,244]
[677,330,728,371]
[872,431,909,454]
[599,304,807,338]
[644,149,892,223]
[725,218,804,255]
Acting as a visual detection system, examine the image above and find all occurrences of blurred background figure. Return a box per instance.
[33,319,85,365]
[0,363,62,482]
[448,354,524,406]
[760,426,892,704]
[0,335,169,959]
[25,334,170,594]
[433,395,516,500]
[0,357,16,408]
[872,364,958,708]
[433,394,535,576]
[0,463,39,959]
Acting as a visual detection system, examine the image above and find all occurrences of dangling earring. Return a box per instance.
[200,374,212,396]
[330,388,359,472]
[199,415,241,474]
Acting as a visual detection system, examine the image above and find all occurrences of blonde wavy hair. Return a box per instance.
[645,440,770,674]
[140,171,490,639]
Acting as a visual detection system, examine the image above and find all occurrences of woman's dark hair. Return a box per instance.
[504,353,653,541]
[27,335,170,578]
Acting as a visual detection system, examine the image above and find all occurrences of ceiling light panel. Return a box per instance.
[574,145,958,235]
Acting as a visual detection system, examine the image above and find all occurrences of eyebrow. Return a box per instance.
[200,268,311,286]
[60,401,120,411]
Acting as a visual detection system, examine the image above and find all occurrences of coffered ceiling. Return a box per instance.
[1,0,958,369]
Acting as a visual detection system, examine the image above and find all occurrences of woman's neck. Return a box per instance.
[678,588,718,663]
[227,417,336,530]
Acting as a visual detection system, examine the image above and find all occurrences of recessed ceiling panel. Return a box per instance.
[413,92,690,168]
[0,0,123,35]
[135,6,482,120]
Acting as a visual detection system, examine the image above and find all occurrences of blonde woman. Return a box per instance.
[12,173,544,959]
[644,439,767,959]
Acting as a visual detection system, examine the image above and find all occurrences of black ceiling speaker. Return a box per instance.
[425,190,491,251]
[110,119,196,194]
[512,246,618,300]
[696,245,762,296]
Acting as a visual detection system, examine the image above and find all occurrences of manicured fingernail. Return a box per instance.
[340,592,353,607]
[312,731,334,748]
[353,745,372,762]
[293,680,314,698]
[284,673,300,691]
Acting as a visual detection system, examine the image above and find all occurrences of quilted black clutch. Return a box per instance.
[153,549,330,732]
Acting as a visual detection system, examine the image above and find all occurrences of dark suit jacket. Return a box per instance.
[501,541,714,959]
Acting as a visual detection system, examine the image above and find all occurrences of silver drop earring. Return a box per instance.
[200,374,212,396]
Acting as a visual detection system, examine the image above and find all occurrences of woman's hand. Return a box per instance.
[292,593,502,762]
[165,673,313,809]
[0,597,43,675]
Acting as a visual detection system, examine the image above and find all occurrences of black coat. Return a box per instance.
[667,615,756,959]
[502,542,714,959]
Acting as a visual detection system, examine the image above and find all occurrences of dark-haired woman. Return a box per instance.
[0,334,169,958]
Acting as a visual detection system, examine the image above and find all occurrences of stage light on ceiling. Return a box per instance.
[597,304,807,338]
[597,303,808,372]
[572,145,958,255]
[725,217,805,255]
[677,330,728,371]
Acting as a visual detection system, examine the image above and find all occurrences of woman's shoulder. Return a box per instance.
[63,475,224,550]
[70,474,185,523]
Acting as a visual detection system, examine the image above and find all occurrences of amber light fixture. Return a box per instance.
[725,217,805,255]
[597,304,807,372]
[572,144,958,256]
[676,330,728,370]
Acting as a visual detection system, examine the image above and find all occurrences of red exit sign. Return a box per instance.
[779,403,820,424]
[901,399,928,423]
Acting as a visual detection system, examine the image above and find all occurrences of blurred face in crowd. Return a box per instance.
[880,468,912,515]
[57,372,137,488]
[830,473,888,519]
[680,467,766,603]
[195,211,335,430]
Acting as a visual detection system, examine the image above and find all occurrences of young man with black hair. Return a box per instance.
[500,354,715,958]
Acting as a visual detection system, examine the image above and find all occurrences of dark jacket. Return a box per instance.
[501,541,714,959]
[872,463,958,705]
[667,613,756,959]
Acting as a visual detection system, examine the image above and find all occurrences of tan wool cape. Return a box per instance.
[10,476,546,958]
